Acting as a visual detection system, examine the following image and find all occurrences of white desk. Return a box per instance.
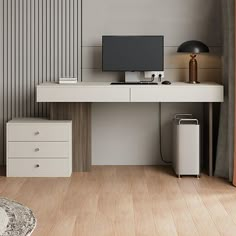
[37,82,224,174]
[37,82,223,103]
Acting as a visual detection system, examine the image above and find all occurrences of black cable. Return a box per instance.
[159,102,172,164]
[150,74,155,82]
[141,74,155,83]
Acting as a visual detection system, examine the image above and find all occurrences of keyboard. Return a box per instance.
[110,82,158,85]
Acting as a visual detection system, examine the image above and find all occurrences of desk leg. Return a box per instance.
[208,102,213,176]
[50,102,91,172]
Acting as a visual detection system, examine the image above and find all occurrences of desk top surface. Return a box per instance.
[38,81,223,88]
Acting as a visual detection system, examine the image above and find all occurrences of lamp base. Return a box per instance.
[187,80,200,84]
[189,54,198,83]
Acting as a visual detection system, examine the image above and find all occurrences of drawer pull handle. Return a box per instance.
[35,148,40,152]
[35,131,40,135]
[35,164,40,168]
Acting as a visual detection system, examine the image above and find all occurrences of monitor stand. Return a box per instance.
[110,71,158,85]
[125,72,143,83]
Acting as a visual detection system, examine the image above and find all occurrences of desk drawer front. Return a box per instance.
[7,159,71,177]
[8,142,69,159]
[37,87,130,102]
[7,124,70,141]
[131,87,224,102]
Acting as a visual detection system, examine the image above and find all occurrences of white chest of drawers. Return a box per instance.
[7,118,72,177]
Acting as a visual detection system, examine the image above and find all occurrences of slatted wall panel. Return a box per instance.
[0,0,81,165]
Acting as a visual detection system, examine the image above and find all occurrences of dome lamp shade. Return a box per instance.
[177,40,209,83]
[177,40,209,54]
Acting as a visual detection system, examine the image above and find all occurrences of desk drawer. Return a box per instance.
[37,86,130,102]
[130,86,224,102]
[8,142,70,159]
[7,123,70,141]
[7,159,71,177]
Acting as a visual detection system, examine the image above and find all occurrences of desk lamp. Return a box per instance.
[177,40,209,83]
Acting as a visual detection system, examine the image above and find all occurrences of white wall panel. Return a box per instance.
[0,0,81,165]
[82,46,222,69]
[92,103,204,165]
[82,0,222,47]
[82,68,222,83]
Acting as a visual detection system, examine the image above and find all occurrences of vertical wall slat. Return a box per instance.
[78,0,81,80]
[46,0,50,82]
[58,0,62,78]
[42,0,47,117]
[7,0,12,120]
[0,0,4,165]
[50,0,54,81]
[3,0,8,124]
[73,0,77,78]
[23,0,27,116]
[0,0,81,164]
[15,0,19,117]
[30,0,35,117]
[70,0,73,76]
[66,0,69,75]
[11,0,15,118]
[54,0,58,81]
[34,0,39,116]
[62,0,66,77]
[19,0,23,117]
[3,0,8,165]
[26,0,31,116]
[38,0,43,115]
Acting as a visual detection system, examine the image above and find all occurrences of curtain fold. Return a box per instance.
[215,0,235,183]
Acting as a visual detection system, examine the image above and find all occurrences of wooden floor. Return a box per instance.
[1,166,236,236]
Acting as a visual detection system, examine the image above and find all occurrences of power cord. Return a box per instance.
[150,74,155,82]
[141,74,155,83]
[159,102,172,164]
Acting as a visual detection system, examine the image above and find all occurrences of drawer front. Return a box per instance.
[7,159,72,177]
[37,86,130,102]
[130,87,224,102]
[8,142,69,159]
[7,123,70,141]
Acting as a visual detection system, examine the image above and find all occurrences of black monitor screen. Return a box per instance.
[102,36,164,72]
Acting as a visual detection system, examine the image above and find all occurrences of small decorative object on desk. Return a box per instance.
[59,77,78,84]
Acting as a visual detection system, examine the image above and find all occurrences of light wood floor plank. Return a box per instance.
[0,166,236,236]
[0,177,26,198]
[93,193,117,236]
[115,193,136,236]
[49,213,76,236]
[178,178,220,236]
[217,192,236,225]
[144,166,178,236]
[194,175,236,236]
[160,170,199,236]
[151,193,178,236]
[133,193,158,236]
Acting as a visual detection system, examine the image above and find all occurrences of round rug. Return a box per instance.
[0,198,36,236]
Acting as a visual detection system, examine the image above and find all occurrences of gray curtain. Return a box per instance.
[215,0,235,181]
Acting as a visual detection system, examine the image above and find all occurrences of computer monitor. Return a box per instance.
[102,36,164,72]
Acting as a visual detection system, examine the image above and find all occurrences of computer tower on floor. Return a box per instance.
[172,114,200,178]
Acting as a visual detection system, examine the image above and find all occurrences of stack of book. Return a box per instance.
[59,77,78,84]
